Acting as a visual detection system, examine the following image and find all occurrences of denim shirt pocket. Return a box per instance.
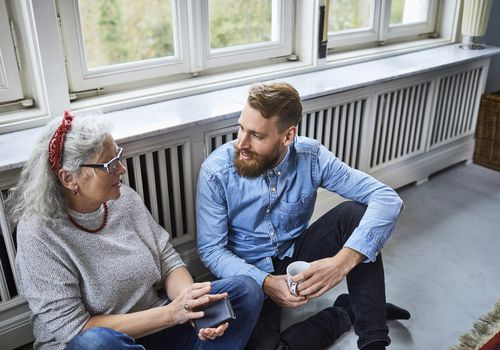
[277,195,314,231]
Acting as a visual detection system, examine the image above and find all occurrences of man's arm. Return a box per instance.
[318,144,403,262]
[293,145,403,299]
[196,168,268,286]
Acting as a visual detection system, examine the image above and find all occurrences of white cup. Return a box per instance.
[286,261,311,296]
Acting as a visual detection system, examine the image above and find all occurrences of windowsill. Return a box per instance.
[326,38,452,67]
[1,43,500,173]
[71,39,451,115]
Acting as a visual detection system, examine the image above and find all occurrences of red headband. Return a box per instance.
[48,110,74,173]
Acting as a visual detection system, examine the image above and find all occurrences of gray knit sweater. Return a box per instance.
[15,185,186,350]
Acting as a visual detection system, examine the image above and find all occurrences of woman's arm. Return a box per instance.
[83,267,226,339]
[83,304,176,339]
[164,266,195,300]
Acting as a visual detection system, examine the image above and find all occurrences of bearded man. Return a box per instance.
[196,82,410,350]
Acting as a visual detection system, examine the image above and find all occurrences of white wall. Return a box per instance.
[484,0,500,92]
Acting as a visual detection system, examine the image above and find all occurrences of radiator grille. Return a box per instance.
[205,126,238,155]
[370,82,430,168]
[122,143,194,241]
[299,99,366,169]
[0,190,18,303]
[430,67,483,148]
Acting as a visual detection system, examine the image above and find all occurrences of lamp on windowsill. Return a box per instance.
[459,0,493,50]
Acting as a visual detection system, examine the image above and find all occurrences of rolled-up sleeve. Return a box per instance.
[316,145,403,261]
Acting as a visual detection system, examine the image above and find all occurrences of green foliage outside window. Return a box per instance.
[78,0,273,69]
[80,0,173,68]
[209,0,272,49]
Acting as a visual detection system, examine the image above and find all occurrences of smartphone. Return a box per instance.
[193,297,236,331]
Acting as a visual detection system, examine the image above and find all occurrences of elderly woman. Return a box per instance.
[8,112,263,350]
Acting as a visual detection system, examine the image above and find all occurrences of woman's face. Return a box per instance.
[74,136,126,211]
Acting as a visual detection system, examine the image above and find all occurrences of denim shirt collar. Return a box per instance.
[264,140,292,178]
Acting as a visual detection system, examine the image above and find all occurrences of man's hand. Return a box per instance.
[262,274,308,308]
[294,248,364,299]
[198,322,229,341]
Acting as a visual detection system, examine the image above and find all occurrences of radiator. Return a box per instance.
[370,81,431,170]
[430,66,483,148]
[0,190,17,304]
[300,98,367,169]
[121,140,195,244]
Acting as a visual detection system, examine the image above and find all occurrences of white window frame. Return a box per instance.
[0,0,24,104]
[58,0,293,93]
[193,0,293,71]
[58,0,190,92]
[327,0,382,48]
[327,0,439,49]
[381,0,438,41]
[0,0,461,135]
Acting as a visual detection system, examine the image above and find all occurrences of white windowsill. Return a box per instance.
[1,43,500,173]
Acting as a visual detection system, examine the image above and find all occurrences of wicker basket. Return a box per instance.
[474,91,500,171]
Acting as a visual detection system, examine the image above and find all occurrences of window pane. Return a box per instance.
[328,0,373,33]
[390,0,429,25]
[209,0,273,50]
[78,0,174,69]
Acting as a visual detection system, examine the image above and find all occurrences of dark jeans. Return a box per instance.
[245,201,389,350]
[65,275,263,350]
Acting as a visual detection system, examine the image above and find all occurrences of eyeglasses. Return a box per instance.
[80,147,123,174]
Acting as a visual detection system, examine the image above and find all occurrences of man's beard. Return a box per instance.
[233,144,278,178]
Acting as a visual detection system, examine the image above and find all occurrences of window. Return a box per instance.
[58,0,292,95]
[327,0,438,51]
[0,0,23,104]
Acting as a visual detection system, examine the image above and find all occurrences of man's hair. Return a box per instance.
[247,82,302,132]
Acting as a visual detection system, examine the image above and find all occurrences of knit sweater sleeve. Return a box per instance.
[15,219,89,345]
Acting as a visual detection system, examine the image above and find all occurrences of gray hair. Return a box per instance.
[7,114,111,227]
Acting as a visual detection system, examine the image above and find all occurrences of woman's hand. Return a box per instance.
[168,282,210,325]
[168,282,229,339]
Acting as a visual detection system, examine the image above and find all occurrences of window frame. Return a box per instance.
[0,0,462,135]
[382,0,439,41]
[58,0,293,93]
[197,0,293,71]
[0,0,24,104]
[57,0,190,93]
[327,0,439,50]
[327,0,382,48]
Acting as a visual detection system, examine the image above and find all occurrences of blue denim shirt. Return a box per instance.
[196,136,403,286]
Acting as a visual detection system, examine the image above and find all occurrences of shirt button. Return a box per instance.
[275,247,279,253]
[271,187,276,192]
[277,171,281,176]
[270,231,275,237]
[266,208,270,213]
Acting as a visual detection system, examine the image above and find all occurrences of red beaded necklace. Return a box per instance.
[68,203,108,234]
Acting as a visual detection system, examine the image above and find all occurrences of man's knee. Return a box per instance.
[66,327,142,350]
[335,201,366,221]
